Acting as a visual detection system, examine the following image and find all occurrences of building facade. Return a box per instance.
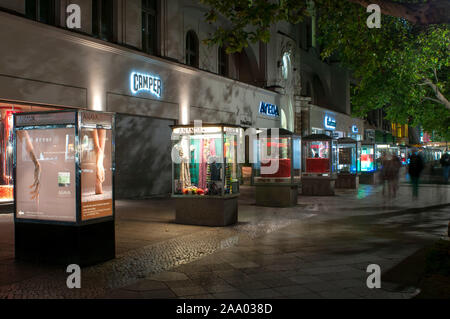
[294,5,364,141]
[0,0,305,200]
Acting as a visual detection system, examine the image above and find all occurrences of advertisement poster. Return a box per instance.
[80,128,113,221]
[16,128,77,222]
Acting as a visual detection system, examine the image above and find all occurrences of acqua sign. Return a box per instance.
[130,72,162,98]
[259,102,280,117]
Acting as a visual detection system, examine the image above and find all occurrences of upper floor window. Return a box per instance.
[92,0,114,42]
[186,30,199,68]
[218,46,228,76]
[142,0,158,55]
[25,0,56,25]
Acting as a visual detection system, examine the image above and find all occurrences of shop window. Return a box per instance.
[218,46,228,76]
[25,0,56,25]
[92,0,114,42]
[186,30,199,68]
[142,0,158,55]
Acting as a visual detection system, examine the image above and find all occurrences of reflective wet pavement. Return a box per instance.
[0,182,449,299]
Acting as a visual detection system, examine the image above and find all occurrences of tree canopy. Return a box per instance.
[201,0,450,140]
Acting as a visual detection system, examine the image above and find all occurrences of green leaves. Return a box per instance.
[200,0,449,139]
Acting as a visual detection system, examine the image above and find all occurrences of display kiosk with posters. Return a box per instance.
[171,124,242,226]
[359,141,378,184]
[335,137,360,189]
[301,134,336,195]
[14,110,115,266]
[252,128,301,207]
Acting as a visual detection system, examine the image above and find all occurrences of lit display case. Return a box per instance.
[359,141,378,184]
[13,110,115,266]
[360,142,376,172]
[335,137,359,189]
[252,128,301,207]
[171,124,242,226]
[399,146,408,165]
[336,138,359,174]
[301,134,335,196]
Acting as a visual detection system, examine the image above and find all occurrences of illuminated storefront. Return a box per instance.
[0,103,55,202]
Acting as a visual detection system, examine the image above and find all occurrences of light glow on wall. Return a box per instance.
[92,93,103,111]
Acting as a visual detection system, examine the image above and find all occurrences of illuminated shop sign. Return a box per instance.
[130,72,162,98]
[352,125,359,133]
[259,102,280,117]
[324,115,336,130]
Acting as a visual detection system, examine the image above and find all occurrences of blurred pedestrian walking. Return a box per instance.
[380,152,389,196]
[440,150,450,184]
[382,152,402,199]
[408,148,424,199]
[389,154,402,198]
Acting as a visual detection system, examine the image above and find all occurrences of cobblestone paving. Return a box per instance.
[0,208,312,299]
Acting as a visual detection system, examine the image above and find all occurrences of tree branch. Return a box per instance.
[346,0,450,25]
[422,78,450,110]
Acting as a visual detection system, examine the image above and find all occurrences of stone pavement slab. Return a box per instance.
[0,182,448,299]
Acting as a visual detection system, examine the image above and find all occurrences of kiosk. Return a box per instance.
[335,137,360,189]
[14,110,115,266]
[359,141,377,184]
[252,128,301,207]
[171,124,242,226]
[301,134,336,196]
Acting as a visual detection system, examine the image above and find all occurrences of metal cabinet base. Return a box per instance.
[336,174,359,189]
[175,196,238,227]
[15,221,115,267]
[359,172,377,185]
[255,184,298,207]
[301,177,335,196]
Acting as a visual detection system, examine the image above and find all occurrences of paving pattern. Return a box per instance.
[0,182,448,299]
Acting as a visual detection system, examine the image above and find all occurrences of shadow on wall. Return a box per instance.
[114,114,174,199]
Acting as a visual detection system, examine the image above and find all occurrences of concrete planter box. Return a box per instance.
[301,176,335,196]
[174,195,238,227]
[335,174,359,189]
[255,184,298,207]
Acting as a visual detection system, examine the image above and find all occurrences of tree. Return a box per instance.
[201,0,450,139]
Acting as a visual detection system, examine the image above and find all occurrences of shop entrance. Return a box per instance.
[0,102,57,203]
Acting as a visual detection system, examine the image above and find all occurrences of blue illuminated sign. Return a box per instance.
[352,125,358,133]
[259,102,280,117]
[324,115,336,130]
[130,72,162,98]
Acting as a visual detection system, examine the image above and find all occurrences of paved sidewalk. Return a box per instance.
[0,182,449,299]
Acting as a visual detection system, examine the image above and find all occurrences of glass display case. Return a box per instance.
[302,134,333,176]
[301,134,335,195]
[252,128,300,207]
[171,124,242,226]
[336,138,359,174]
[359,141,378,184]
[335,137,359,189]
[253,129,301,183]
[360,142,376,172]
[14,110,115,265]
